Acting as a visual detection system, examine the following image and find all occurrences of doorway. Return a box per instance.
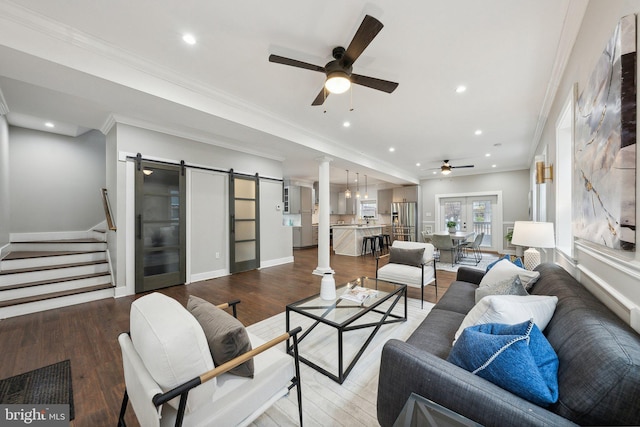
[229,172,260,273]
[135,161,186,292]
[439,195,498,249]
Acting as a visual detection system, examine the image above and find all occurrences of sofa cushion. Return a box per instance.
[406,308,466,358]
[530,264,640,426]
[448,319,559,406]
[187,296,254,378]
[454,295,558,342]
[480,259,540,290]
[388,247,424,267]
[475,275,528,303]
[130,293,216,413]
[432,281,478,315]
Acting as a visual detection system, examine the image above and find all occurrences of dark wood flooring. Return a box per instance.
[0,247,456,427]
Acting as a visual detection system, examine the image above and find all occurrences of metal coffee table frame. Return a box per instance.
[286,277,407,384]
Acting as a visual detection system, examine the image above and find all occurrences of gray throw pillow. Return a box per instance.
[187,295,254,378]
[389,247,425,267]
[475,275,528,303]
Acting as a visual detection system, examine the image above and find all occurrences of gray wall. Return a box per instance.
[111,123,292,293]
[420,169,530,221]
[534,0,640,327]
[0,115,9,250]
[9,127,106,233]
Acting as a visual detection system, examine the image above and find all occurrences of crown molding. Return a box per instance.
[529,0,589,158]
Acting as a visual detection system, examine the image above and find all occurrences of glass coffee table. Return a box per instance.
[286,276,407,384]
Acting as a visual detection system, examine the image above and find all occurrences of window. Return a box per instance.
[360,200,377,218]
[556,87,575,257]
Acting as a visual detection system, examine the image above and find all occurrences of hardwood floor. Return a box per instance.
[0,248,457,426]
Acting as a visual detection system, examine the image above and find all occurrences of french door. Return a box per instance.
[440,196,497,248]
[135,161,186,292]
[229,172,260,273]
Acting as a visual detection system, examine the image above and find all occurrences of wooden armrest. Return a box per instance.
[216,299,241,318]
[376,253,390,260]
[152,327,303,407]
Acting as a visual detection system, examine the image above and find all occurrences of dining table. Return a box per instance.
[428,230,475,264]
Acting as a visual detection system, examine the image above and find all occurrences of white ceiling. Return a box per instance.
[0,0,587,186]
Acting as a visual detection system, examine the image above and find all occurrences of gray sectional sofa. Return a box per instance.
[377,263,640,426]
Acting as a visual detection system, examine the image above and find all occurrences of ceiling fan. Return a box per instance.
[268,15,399,106]
[439,160,474,175]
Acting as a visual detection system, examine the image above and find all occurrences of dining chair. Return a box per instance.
[431,234,459,267]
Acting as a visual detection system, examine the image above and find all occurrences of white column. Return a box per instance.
[313,156,334,276]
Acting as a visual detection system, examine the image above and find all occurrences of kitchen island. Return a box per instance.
[332,225,383,256]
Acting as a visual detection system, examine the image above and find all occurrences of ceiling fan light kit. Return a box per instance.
[268,15,398,106]
[325,71,351,94]
[439,160,474,175]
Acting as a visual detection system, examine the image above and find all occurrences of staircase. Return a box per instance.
[0,231,114,319]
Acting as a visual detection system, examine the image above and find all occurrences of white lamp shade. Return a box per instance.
[511,221,555,248]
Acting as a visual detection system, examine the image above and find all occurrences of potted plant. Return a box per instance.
[446,221,457,233]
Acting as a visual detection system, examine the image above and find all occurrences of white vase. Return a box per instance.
[320,272,336,300]
[448,227,456,233]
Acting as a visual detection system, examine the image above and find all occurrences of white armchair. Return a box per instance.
[117,292,302,427]
[375,241,437,308]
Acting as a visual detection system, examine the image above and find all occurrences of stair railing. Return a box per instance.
[101,188,117,231]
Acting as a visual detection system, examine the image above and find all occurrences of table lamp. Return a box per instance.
[510,221,555,270]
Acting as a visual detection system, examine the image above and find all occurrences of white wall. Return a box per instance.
[9,127,106,233]
[0,115,9,253]
[535,0,640,329]
[111,123,292,294]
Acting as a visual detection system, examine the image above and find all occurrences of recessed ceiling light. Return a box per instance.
[475,129,482,135]
[343,121,350,127]
[389,147,395,152]
[485,153,491,157]
[416,162,421,167]
[44,122,54,128]
[456,85,467,93]
[182,33,197,45]
[433,171,437,175]
[492,164,497,168]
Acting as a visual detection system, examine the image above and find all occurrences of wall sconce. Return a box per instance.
[535,156,553,184]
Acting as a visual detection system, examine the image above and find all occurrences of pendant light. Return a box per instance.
[356,173,361,198]
[364,174,368,199]
[345,170,351,198]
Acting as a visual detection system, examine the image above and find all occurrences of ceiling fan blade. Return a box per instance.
[311,87,329,106]
[343,15,384,67]
[450,165,475,169]
[268,54,325,73]
[351,73,398,93]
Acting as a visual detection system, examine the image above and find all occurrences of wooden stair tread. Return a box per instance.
[0,283,114,308]
[11,238,104,244]
[3,250,105,260]
[0,259,107,275]
[0,272,111,291]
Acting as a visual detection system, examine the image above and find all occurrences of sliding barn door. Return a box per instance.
[229,172,260,273]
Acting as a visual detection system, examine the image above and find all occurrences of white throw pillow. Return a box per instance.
[130,292,216,413]
[454,295,558,342]
[480,259,540,290]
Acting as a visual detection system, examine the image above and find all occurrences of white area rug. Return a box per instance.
[248,297,433,427]
[435,252,499,272]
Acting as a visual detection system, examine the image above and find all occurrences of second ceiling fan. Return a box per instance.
[268,15,399,106]
[439,160,474,175]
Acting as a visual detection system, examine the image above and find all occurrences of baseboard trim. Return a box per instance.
[190,269,228,283]
[260,256,294,269]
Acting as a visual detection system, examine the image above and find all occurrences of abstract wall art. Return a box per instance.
[574,14,636,251]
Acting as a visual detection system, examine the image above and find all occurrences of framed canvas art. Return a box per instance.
[574,14,637,251]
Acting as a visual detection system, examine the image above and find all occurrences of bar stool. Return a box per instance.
[361,236,377,256]
[380,234,392,253]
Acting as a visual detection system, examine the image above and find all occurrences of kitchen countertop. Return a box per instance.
[330,224,384,229]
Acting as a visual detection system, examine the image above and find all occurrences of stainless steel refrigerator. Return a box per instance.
[391,202,418,241]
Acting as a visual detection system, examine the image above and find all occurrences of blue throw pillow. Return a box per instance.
[486,255,523,272]
[447,319,559,406]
